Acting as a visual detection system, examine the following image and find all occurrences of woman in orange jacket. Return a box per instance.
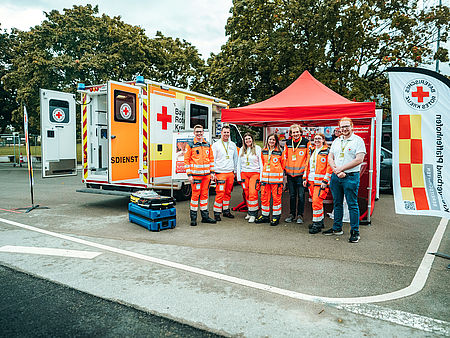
[303,133,332,234]
[255,133,285,226]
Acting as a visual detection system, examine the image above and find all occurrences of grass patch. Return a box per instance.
[0,144,82,163]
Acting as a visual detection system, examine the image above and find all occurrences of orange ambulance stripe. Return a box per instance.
[413,188,429,210]
[399,163,412,187]
[410,139,423,164]
[399,115,411,139]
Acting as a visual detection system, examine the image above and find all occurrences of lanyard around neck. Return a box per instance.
[222,140,229,155]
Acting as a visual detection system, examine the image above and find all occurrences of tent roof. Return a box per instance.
[221,70,375,126]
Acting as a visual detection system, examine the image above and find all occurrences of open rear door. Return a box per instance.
[108,81,141,183]
[40,89,77,177]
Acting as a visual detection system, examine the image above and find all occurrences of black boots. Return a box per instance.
[214,212,222,222]
[270,216,280,226]
[201,210,217,224]
[255,215,270,224]
[223,209,235,218]
[309,220,324,234]
[190,210,197,226]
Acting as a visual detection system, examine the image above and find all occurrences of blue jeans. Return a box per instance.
[330,172,360,232]
[286,175,305,217]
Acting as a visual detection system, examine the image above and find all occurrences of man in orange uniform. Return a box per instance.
[303,133,332,234]
[184,125,216,226]
[282,124,310,224]
[212,125,238,221]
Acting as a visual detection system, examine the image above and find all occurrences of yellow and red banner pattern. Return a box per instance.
[398,114,429,210]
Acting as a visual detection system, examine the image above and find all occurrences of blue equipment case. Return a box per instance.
[128,203,176,232]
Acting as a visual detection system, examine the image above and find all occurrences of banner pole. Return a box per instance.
[14,106,49,213]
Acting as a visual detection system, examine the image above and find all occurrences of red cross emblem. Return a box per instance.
[157,106,172,130]
[52,108,65,122]
[411,86,429,103]
[120,103,132,119]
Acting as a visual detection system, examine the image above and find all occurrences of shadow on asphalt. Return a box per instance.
[0,264,224,338]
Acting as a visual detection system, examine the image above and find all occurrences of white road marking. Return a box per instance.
[0,217,447,306]
[337,304,449,335]
[0,245,102,259]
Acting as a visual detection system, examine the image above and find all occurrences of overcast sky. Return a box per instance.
[0,0,233,59]
[0,0,448,74]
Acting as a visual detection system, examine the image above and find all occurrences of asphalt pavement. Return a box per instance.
[0,264,222,338]
[0,163,448,337]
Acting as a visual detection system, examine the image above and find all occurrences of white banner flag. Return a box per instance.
[388,67,450,217]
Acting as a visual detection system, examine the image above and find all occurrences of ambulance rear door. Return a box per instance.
[40,89,77,177]
[108,81,142,184]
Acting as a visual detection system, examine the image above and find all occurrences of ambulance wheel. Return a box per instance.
[175,183,192,201]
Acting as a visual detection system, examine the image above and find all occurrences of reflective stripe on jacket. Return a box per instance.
[303,144,332,185]
[282,138,310,176]
[184,138,215,176]
[261,147,285,184]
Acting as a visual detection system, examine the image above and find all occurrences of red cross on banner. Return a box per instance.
[157,106,172,130]
[411,86,429,103]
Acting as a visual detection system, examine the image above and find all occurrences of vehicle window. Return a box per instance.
[113,90,136,123]
[230,125,243,148]
[49,99,70,123]
[381,148,392,159]
[190,104,208,129]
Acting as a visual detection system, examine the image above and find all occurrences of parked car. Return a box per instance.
[380,147,393,193]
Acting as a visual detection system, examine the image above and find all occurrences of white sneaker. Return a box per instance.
[248,216,255,223]
[245,214,250,220]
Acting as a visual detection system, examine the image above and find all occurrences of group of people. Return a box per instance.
[184,118,366,243]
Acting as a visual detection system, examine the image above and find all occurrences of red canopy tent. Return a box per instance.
[222,70,377,222]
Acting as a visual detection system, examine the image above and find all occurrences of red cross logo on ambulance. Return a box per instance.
[403,78,438,111]
[119,103,132,120]
[52,108,65,123]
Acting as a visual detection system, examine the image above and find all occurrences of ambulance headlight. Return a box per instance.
[136,76,145,85]
[77,83,86,90]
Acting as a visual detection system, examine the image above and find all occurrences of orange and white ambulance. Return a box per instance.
[40,77,239,200]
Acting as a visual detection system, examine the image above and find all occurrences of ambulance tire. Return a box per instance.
[175,183,192,201]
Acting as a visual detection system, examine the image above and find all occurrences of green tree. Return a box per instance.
[0,26,18,134]
[207,0,449,109]
[3,5,206,133]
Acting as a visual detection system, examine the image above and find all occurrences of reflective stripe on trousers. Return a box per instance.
[214,172,234,212]
[190,175,210,212]
[261,183,282,216]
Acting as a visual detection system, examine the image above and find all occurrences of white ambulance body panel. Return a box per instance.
[40,89,77,178]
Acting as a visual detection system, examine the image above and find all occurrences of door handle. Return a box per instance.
[111,135,116,139]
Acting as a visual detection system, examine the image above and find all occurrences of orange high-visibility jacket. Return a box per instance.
[184,138,215,176]
[303,144,332,185]
[261,146,285,184]
[282,137,310,177]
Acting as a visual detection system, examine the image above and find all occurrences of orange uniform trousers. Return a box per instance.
[241,172,260,216]
[261,183,282,217]
[190,175,211,211]
[214,172,235,213]
[307,181,329,222]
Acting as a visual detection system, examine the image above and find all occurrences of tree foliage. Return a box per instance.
[2,5,206,133]
[0,25,18,134]
[206,0,450,109]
